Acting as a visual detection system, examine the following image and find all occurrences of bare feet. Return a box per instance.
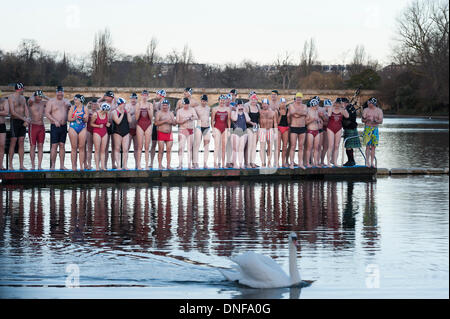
[20,167,27,171]
[290,164,295,170]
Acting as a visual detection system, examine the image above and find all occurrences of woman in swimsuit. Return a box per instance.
[326,98,349,167]
[135,95,154,169]
[305,98,322,168]
[211,95,231,168]
[85,99,99,170]
[112,98,132,170]
[276,98,289,167]
[176,98,198,169]
[68,94,89,170]
[90,103,111,170]
[231,100,254,169]
[245,94,260,168]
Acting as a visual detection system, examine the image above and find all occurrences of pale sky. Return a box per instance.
[1,0,412,66]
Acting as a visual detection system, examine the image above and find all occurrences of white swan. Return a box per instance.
[219,232,301,289]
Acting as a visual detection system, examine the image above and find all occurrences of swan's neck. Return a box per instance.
[289,242,301,285]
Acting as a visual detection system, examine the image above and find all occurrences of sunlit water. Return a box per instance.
[0,117,448,299]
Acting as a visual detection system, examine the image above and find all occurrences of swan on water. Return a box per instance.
[219,232,301,289]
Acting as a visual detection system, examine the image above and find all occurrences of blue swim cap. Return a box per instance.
[117,97,126,105]
[324,99,332,107]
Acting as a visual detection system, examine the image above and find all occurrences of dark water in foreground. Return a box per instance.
[0,176,448,299]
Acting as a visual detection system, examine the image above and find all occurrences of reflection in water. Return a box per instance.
[0,181,380,258]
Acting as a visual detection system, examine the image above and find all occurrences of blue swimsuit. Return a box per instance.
[70,105,86,134]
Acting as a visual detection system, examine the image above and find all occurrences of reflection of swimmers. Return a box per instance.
[342,182,356,229]
[155,99,176,169]
[362,98,383,168]
[193,95,211,169]
[363,182,378,250]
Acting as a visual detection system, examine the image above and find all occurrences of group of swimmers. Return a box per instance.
[0,83,383,171]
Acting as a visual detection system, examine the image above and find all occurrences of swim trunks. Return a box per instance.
[158,131,173,142]
[11,119,27,138]
[152,125,158,141]
[200,127,210,135]
[29,124,45,145]
[50,124,67,144]
[259,128,274,143]
[180,128,194,136]
[290,126,307,135]
[0,123,6,134]
[363,126,379,147]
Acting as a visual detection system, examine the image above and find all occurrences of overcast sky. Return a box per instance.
[1,0,412,66]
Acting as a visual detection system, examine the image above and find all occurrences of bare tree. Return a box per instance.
[299,38,318,77]
[394,0,449,111]
[273,51,295,89]
[91,28,115,86]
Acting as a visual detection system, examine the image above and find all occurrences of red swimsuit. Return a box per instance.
[93,112,108,138]
[137,108,152,131]
[214,111,228,133]
[327,112,343,134]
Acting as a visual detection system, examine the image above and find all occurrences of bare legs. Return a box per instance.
[0,133,5,170]
[85,131,93,169]
[365,145,376,167]
[193,128,210,168]
[113,133,130,170]
[232,134,247,169]
[93,133,108,170]
[30,142,44,170]
[136,125,152,169]
[289,133,306,169]
[178,132,194,169]
[326,129,342,167]
[246,128,258,168]
[213,128,227,168]
[158,140,173,169]
[8,137,26,170]
[50,142,66,170]
[305,133,322,168]
[68,128,87,170]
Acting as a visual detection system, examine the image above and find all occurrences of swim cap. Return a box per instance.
[219,95,227,101]
[33,90,44,97]
[230,89,238,95]
[105,90,114,98]
[280,97,286,103]
[74,94,85,104]
[117,97,126,105]
[262,98,269,104]
[236,99,244,105]
[310,99,319,107]
[248,91,256,98]
[312,95,320,102]
[250,94,258,100]
[56,86,64,93]
[162,99,170,105]
[335,97,342,103]
[156,89,167,97]
[130,93,138,99]
[184,87,193,95]
[341,97,350,103]
[182,97,190,105]
[201,94,208,101]
[368,97,377,106]
[101,103,111,111]
[324,99,332,107]
[226,93,232,100]
[295,92,303,99]
[142,90,149,95]
[271,90,279,95]
[15,82,24,91]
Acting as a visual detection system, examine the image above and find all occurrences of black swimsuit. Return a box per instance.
[248,110,260,128]
[113,110,130,137]
[278,110,289,127]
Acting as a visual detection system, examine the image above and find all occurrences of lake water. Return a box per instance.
[0,117,448,299]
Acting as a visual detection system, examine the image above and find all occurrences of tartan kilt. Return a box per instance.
[343,129,361,148]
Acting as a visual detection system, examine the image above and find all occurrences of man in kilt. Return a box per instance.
[342,97,361,166]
